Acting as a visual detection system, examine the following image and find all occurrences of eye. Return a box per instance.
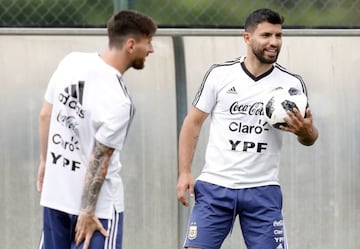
[261,33,271,37]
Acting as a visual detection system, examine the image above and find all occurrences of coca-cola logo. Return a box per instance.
[56,110,79,133]
[229,101,264,115]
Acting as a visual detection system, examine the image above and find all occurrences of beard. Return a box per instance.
[252,46,280,64]
[131,57,145,70]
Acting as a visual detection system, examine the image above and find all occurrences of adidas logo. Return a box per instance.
[227,86,237,94]
[58,81,85,118]
[63,81,85,105]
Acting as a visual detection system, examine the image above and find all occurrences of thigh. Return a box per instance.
[103,211,123,249]
[71,211,124,249]
[183,181,236,249]
[239,185,287,249]
[41,207,72,249]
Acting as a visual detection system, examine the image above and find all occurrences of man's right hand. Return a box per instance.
[75,211,109,249]
[176,173,195,207]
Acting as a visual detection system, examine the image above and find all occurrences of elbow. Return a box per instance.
[39,101,53,123]
[39,112,51,126]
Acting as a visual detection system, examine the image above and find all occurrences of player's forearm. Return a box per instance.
[178,138,195,175]
[80,140,114,214]
[178,145,195,176]
[39,102,52,161]
[178,120,201,175]
[39,120,50,161]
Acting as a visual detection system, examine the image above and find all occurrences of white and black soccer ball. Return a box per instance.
[263,86,308,129]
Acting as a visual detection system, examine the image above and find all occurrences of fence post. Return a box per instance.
[113,0,135,12]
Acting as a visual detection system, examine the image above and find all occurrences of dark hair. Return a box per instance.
[244,8,284,32]
[107,10,157,48]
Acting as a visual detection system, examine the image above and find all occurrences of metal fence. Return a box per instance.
[0,0,359,28]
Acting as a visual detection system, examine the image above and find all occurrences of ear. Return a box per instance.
[125,38,136,53]
[243,32,251,45]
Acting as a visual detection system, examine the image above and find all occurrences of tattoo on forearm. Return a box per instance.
[80,140,113,214]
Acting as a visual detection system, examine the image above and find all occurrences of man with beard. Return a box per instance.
[37,10,156,249]
[177,8,318,249]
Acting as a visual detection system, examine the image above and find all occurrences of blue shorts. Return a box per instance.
[39,207,123,249]
[184,181,287,249]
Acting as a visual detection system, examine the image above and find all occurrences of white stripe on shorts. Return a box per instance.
[105,208,120,249]
[38,232,44,249]
[282,211,289,249]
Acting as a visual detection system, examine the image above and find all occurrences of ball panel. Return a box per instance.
[265,96,275,117]
[273,122,287,129]
[262,86,307,129]
[281,99,300,112]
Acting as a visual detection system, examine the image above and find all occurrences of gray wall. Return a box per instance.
[0,29,359,249]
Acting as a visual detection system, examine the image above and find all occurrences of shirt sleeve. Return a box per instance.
[44,54,71,104]
[44,67,61,104]
[192,65,220,113]
[92,79,133,151]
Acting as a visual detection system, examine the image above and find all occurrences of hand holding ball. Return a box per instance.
[263,86,307,129]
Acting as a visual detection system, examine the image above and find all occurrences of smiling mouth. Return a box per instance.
[265,49,278,56]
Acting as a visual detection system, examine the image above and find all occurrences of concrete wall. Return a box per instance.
[0,28,359,249]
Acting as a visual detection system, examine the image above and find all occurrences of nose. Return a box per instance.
[149,43,154,53]
[270,35,281,46]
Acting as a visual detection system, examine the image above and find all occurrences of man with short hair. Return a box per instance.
[177,8,318,249]
[37,10,157,249]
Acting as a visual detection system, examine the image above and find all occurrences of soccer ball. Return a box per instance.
[263,86,308,129]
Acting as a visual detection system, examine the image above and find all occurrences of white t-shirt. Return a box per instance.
[40,52,134,219]
[194,57,307,189]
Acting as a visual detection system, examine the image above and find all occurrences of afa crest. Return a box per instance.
[276,244,283,249]
[188,222,198,240]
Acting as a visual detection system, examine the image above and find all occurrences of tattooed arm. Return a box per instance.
[74,140,114,249]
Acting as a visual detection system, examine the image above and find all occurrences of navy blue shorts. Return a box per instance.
[184,180,287,249]
[39,207,123,249]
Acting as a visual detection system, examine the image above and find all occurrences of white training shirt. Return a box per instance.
[40,52,134,219]
[194,56,307,189]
